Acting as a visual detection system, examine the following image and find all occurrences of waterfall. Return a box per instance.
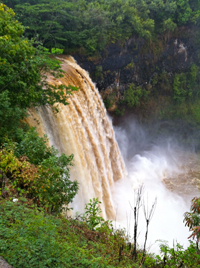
[26,56,126,219]
[26,56,200,252]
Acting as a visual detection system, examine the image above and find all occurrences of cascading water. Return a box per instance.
[26,56,200,252]
[26,56,126,219]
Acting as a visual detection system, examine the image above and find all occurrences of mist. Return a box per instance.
[112,116,200,253]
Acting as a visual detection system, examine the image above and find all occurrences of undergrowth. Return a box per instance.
[0,199,141,268]
[1,197,200,267]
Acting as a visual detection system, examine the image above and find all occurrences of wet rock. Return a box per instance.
[74,26,198,96]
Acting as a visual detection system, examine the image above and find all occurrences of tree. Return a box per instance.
[14,0,75,49]
[0,3,76,109]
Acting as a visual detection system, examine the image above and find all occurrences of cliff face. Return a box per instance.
[74,26,200,119]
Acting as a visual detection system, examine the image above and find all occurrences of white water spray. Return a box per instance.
[112,118,196,252]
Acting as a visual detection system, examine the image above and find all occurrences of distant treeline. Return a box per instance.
[3,0,200,54]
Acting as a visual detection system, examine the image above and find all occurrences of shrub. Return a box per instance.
[124,84,149,108]
[0,147,78,213]
[0,201,107,268]
[38,153,78,213]
[14,128,54,166]
[156,241,200,267]
[103,93,116,109]
[0,91,28,144]
[83,198,112,231]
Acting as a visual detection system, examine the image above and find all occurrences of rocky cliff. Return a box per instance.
[74,26,200,120]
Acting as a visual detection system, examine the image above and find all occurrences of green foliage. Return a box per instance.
[176,0,192,25]
[145,64,200,123]
[0,3,76,109]
[114,107,125,116]
[0,199,143,268]
[2,0,199,56]
[38,152,78,213]
[5,0,197,55]
[0,5,78,214]
[0,143,78,213]
[0,91,28,144]
[4,128,79,213]
[103,92,115,109]
[0,148,39,199]
[14,128,55,166]
[83,198,112,231]
[189,99,200,123]
[125,61,135,70]
[1,198,200,268]
[173,73,187,103]
[184,197,200,242]
[124,84,149,108]
[0,201,108,268]
[173,64,200,103]
[163,18,177,31]
[188,63,199,95]
[156,241,200,267]
[0,3,79,217]
[51,47,64,54]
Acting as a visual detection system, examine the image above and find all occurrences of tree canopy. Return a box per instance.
[0,3,76,109]
[2,0,200,55]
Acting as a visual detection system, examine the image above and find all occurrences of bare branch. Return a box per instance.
[142,196,157,262]
[129,184,144,260]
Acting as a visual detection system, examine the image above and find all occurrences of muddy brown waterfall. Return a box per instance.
[26,56,126,219]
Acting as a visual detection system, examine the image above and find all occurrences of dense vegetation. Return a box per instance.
[113,62,200,121]
[3,0,200,122]
[1,1,200,267]
[1,196,200,267]
[0,3,78,212]
[3,0,200,55]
